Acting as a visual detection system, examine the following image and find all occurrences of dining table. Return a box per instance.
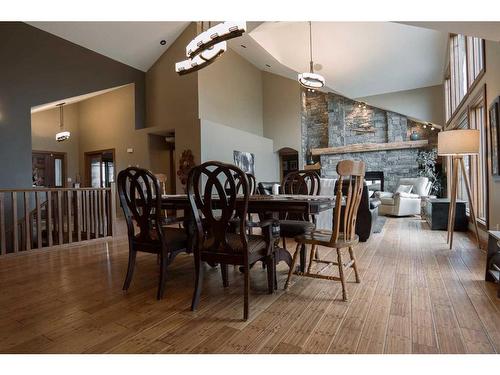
[161,194,336,272]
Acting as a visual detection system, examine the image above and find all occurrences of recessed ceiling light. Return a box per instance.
[265,64,271,68]
[240,44,247,48]
[160,40,166,46]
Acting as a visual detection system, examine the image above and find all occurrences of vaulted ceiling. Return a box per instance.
[247,22,449,98]
[27,21,500,98]
[28,22,189,71]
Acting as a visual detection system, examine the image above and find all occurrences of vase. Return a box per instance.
[410,131,420,141]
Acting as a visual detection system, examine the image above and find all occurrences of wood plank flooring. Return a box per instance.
[0,217,499,354]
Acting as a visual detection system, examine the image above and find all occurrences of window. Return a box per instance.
[448,90,488,226]
[444,35,485,123]
[469,93,488,224]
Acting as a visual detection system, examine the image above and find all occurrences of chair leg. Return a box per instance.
[191,255,204,311]
[123,249,137,291]
[243,265,250,321]
[157,251,169,300]
[337,248,347,301]
[300,243,307,273]
[266,255,275,294]
[307,244,316,274]
[348,246,360,283]
[282,236,287,251]
[284,243,301,290]
[314,247,320,260]
[221,263,229,287]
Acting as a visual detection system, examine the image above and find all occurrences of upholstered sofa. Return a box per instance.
[376,177,432,217]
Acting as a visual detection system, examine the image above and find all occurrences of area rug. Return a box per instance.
[372,216,387,233]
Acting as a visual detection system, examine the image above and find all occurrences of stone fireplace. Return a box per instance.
[301,89,438,192]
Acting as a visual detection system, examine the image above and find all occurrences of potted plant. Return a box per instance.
[416,148,444,197]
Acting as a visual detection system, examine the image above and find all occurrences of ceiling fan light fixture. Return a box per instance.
[186,21,246,58]
[298,72,325,89]
[54,103,70,142]
[298,21,326,91]
[175,41,227,75]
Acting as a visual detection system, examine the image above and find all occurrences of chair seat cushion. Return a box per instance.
[279,220,315,237]
[134,226,188,252]
[379,197,395,206]
[202,233,268,255]
[296,230,359,247]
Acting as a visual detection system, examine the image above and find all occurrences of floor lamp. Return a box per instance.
[438,129,481,249]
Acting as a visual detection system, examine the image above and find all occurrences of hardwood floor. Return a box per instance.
[0,217,499,354]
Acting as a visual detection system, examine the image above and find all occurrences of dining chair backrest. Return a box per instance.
[118,167,164,246]
[187,161,249,253]
[282,170,321,196]
[330,160,365,244]
[225,172,257,195]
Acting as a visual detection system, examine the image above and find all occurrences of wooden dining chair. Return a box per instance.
[117,167,188,300]
[279,170,321,266]
[284,160,365,301]
[187,161,277,320]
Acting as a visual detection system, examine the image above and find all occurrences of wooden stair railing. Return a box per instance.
[0,184,117,256]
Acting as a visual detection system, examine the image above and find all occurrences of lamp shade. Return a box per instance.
[437,129,480,156]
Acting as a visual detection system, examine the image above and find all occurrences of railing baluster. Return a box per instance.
[47,191,53,247]
[0,193,5,255]
[67,190,73,244]
[110,183,117,236]
[24,192,31,251]
[36,192,42,249]
[12,192,18,253]
[101,189,106,237]
[85,190,90,240]
[76,190,82,242]
[57,190,63,245]
[92,190,99,238]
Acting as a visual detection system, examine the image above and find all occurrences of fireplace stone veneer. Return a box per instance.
[301,89,437,192]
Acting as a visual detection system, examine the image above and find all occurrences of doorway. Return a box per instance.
[84,149,115,188]
[278,147,299,181]
[32,151,66,187]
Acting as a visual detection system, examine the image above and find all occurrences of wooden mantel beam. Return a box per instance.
[311,140,429,156]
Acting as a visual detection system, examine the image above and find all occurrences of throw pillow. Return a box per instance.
[396,184,413,194]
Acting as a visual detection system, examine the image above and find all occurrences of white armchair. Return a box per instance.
[376,177,432,217]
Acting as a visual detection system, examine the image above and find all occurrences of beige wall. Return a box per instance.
[31,103,80,184]
[77,84,149,184]
[262,71,302,164]
[445,40,500,231]
[146,22,200,193]
[198,49,264,136]
[357,85,445,125]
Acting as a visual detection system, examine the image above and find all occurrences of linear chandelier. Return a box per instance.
[175,21,246,75]
[298,21,325,91]
[55,102,70,142]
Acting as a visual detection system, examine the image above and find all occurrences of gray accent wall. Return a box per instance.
[0,22,145,188]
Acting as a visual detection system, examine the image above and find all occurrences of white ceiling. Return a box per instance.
[31,84,129,113]
[400,22,500,42]
[27,21,189,71]
[249,22,449,98]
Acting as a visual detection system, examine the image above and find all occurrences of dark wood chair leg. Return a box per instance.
[122,249,137,291]
[221,263,229,287]
[299,243,307,273]
[157,251,169,300]
[243,265,249,321]
[266,255,274,294]
[191,255,203,311]
[282,236,287,251]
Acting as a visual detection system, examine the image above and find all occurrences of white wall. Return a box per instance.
[198,49,264,136]
[357,85,445,125]
[200,119,279,182]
